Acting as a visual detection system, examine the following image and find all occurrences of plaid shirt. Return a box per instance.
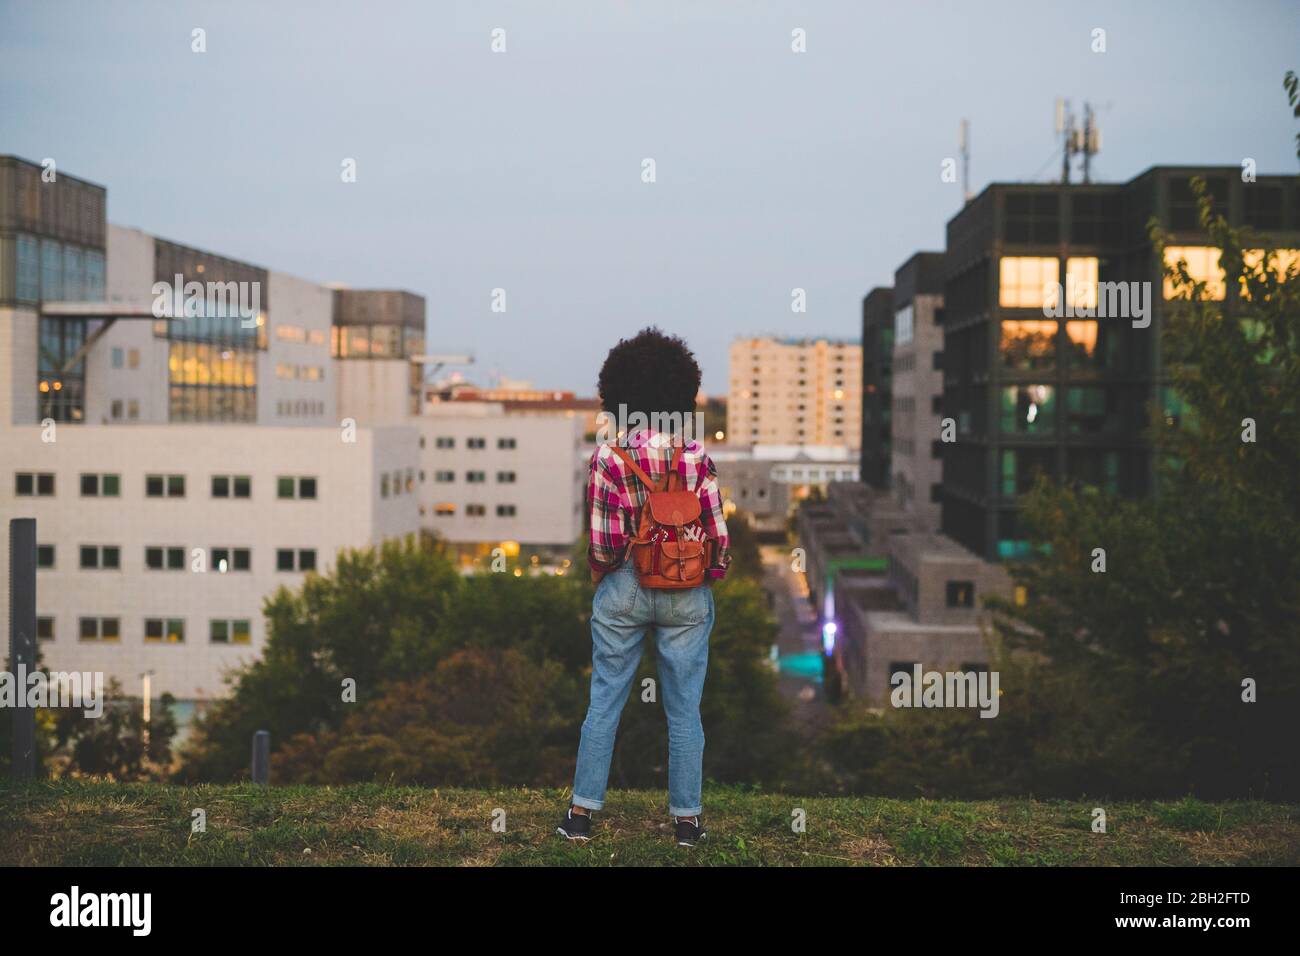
[587,429,730,581]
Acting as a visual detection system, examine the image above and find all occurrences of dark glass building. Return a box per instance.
[939,165,1300,561]
[860,287,894,489]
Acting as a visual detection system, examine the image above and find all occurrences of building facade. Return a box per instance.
[940,166,1299,561]
[727,337,862,449]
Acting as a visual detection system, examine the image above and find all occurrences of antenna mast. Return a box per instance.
[959,119,971,202]
[1057,98,1101,184]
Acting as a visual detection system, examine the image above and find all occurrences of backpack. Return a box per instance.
[610,442,711,589]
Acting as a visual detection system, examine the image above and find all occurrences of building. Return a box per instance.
[0,154,583,709]
[727,337,861,449]
[859,288,893,489]
[889,252,946,534]
[940,166,1300,561]
[418,401,585,566]
[711,443,859,537]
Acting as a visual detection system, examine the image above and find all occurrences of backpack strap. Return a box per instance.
[666,441,685,492]
[610,445,666,493]
[610,441,687,494]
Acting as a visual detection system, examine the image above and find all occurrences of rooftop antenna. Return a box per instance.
[958,119,971,202]
[1057,98,1101,184]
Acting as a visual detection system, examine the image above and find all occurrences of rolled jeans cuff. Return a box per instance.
[572,794,604,812]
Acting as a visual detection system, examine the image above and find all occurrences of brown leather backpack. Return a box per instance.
[610,443,711,589]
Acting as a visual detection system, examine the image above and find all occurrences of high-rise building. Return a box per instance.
[727,336,861,448]
[889,252,946,534]
[859,288,893,489]
[939,166,1299,561]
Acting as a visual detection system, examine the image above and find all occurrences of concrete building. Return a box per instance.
[889,252,946,534]
[727,337,861,449]
[939,166,1300,561]
[0,154,584,709]
[418,401,585,565]
[710,443,859,538]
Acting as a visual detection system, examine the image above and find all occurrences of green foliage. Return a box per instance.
[50,679,178,781]
[179,528,794,792]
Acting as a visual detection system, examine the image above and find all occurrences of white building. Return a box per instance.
[0,154,583,706]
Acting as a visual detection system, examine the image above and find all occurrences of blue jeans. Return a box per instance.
[572,563,714,818]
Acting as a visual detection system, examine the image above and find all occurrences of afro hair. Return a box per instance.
[597,326,701,423]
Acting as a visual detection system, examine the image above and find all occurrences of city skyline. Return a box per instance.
[2,0,1296,394]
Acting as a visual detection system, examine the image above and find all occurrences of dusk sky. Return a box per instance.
[3,0,1297,393]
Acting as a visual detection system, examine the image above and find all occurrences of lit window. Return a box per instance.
[1163,246,1225,300]
[999,257,1059,308]
[1065,257,1098,310]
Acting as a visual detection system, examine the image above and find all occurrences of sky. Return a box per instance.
[2,0,1297,394]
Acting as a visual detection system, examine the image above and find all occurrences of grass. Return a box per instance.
[1,781,1297,866]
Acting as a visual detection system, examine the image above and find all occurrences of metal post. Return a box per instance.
[251,730,270,785]
[10,518,37,782]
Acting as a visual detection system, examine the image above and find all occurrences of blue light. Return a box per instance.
[822,620,837,654]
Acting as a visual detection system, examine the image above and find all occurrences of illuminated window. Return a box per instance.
[1000,384,1055,435]
[999,257,1059,308]
[1000,320,1056,370]
[1163,246,1225,300]
[1065,257,1098,310]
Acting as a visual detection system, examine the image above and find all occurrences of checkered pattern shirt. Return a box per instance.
[587,430,730,580]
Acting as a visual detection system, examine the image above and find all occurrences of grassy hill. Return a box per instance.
[2,781,1297,866]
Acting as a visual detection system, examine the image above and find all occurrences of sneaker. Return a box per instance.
[556,807,592,841]
[673,815,706,847]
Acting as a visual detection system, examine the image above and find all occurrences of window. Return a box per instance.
[80,473,121,497]
[37,617,55,641]
[946,581,975,608]
[497,437,517,449]
[111,347,124,369]
[435,470,455,482]
[496,504,517,517]
[466,471,486,483]
[1066,387,1109,435]
[80,546,120,570]
[146,474,185,497]
[212,475,252,498]
[1014,585,1028,607]
[467,437,486,449]
[79,617,120,642]
[211,548,251,572]
[381,474,390,498]
[1000,385,1055,435]
[37,545,55,569]
[889,662,919,685]
[15,472,56,496]
[276,549,317,572]
[144,546,185,570]
[496,471,517,483]
[435,437,454,449]
[210,619,252,645]
[466,504,486,517]
[1163,246,1225,300]
[998,256,1059,308]
[1000,320,1056,370]
[1064,257,1098,310]
[277,476,317,499]
[434,503,455,516]
[145,618,186,644]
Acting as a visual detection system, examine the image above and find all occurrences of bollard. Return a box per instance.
[9,519,37,782]
[251,730,270,785]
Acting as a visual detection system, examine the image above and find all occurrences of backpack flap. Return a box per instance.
[645,490,702,527]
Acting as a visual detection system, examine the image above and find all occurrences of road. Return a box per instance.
[759,544,832,738]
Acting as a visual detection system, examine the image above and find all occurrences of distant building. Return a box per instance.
[727,337,861,449]
[940,166,1300,561]
[859,288,893,489]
